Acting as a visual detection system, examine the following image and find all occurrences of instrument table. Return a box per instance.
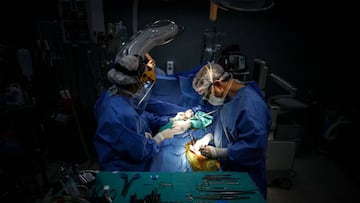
[87,171,266,202]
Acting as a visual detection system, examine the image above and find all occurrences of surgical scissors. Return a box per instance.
[158,182,173,189]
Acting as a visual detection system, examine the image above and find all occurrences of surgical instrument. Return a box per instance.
[181,132,196,145]
[192,109,217,120]
[189,133,195,145]
[186,193,249,201]
[202,180,240,185]
[198,190,256,195]
[131,188,162,203]
[103,185,113,203]
[203,109,217,116]
[120,173,128,194]
[202,176,241,181]
[202,174,232,178]
[121,173,141,197]
[196,185,230,190]
[93,185,117,201]
[158,182,173,189]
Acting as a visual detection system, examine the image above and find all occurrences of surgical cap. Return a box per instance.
[107,55,140,85]
[192,62,230,96]
[116,55,139,71]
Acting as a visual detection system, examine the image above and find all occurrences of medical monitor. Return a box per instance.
[228,54,246,71]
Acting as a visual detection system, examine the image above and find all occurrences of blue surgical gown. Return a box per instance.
[93,91,170,171]
[207,81,272,199]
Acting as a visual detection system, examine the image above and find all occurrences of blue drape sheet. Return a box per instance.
[146,65,210,172]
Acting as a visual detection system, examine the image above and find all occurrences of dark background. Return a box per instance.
[0,0,358,201]
[1,0,358,108]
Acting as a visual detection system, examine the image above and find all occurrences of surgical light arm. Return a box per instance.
[116,19,184,59]
[115,19,184,83]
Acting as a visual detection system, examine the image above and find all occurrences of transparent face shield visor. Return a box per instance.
[132,81,155,111]
[130,56,156,111]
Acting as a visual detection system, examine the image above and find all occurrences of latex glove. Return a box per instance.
[193,133,213,151]
[145,132,152,139]
[153,128,175,144]
[146,59,156,69]
[170,109,194,121]
[199,145,228,160]
[172,119,191,135]
[184,109,194,119]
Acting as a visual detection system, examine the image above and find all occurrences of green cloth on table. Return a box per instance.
[190,111,213,130]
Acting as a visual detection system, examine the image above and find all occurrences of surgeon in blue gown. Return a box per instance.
[190,62,272,199]
[93,55,178,171]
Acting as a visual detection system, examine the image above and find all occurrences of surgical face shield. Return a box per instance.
[131,81,154,111]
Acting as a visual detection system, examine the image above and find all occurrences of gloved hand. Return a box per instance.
[184,109,194,119]
[193,133,213,151]
[146,59,156,69]
[172,119,191,135]
[153,128,175,144]
[145,132,152,139]
[199,145,228,160]
[170,109,194,121]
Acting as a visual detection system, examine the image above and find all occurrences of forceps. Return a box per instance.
[120,173,141,197]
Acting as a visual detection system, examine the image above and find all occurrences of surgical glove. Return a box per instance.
[170,109,194,121]
[145,132,152,139]
[170,112,184,122]
[146,59,156,69]
[153,129,175,144]
[172,119,191,135]
[199,145,228,160]
[193,133,213,151]
[184,109,194,119]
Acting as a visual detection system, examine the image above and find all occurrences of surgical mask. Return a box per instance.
[208,93,225,106]
[207,79,233,106]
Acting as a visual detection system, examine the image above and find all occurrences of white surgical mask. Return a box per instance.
[207,79,233,106]
[208,92,225,106]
